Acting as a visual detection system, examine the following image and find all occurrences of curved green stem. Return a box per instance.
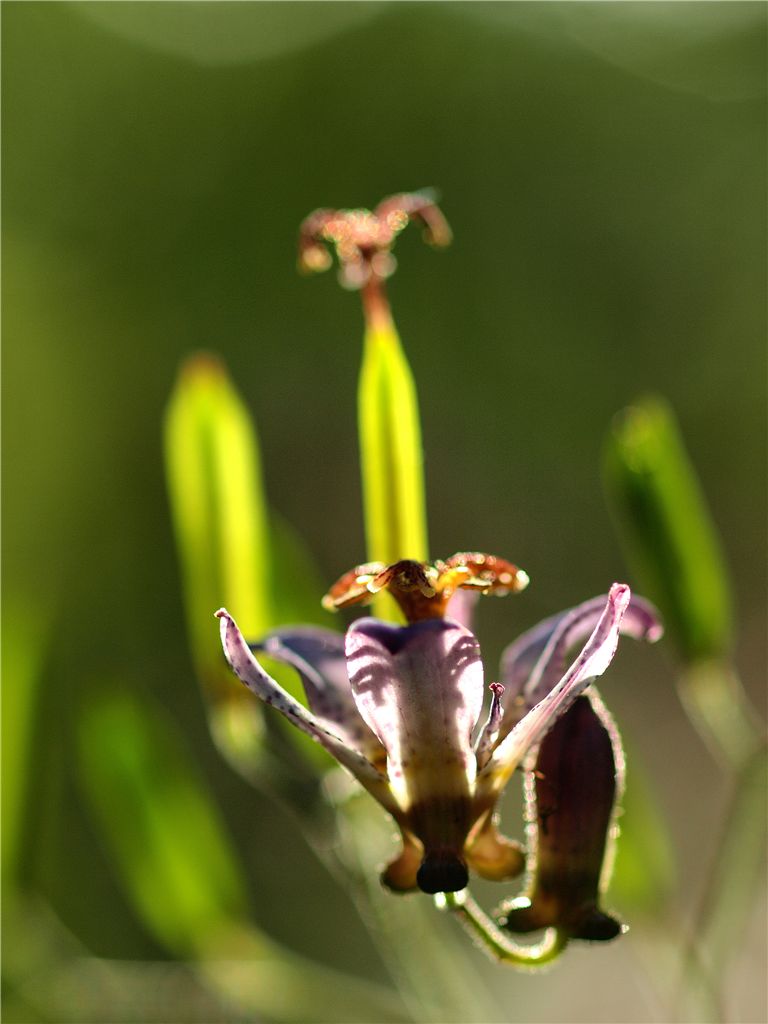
[436,891,569,968]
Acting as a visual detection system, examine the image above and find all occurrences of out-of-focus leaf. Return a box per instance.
[678,660,764,769]
[164,353,270,772]
[609,744,676,916]
[5,885,411,1023]
[77,688,248,955]
[603,396,732,664]
[2,594,52,883]
[165,353,271,662]
[461,3,765,101]
[164,353,331,773]
[358,321,428,619]
[70,2,387,68]
[466,2,768,102]
[269,512,335,628]
[2,892,252,1024]
[255,515,340,774]
[604,397,763,770]
[76,696,410,1022]
[561,3,766,102]
[198,927,411,1024]
[688,745,767,978]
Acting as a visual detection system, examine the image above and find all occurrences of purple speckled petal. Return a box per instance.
[498,609,567,699]
[345,617,485,890]
[499,593,662,732]
[345,618,485,808]
[253,626,385,765]
[216,609,394,809]
[479,584,632,796]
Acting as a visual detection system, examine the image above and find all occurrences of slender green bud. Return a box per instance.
[164,353,271,769]
[77,689,248,955]
[603,396,732,663]
[358,303,428,567]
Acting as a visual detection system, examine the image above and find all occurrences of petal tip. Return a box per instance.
[609,583,631,618]
[647,622,665,643]
[641,605,665,643]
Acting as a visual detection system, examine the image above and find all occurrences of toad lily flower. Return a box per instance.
[216,554,662,895]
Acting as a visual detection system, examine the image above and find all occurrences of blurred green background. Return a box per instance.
[3,3,766,1022]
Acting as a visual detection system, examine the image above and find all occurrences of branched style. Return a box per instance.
[298,190,452,290]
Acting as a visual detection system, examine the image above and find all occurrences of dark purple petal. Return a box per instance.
[253,626,385,765]
[215,609,394,807]
[479,584,632,794]
[500,593,662,730]
[500,692,624,941]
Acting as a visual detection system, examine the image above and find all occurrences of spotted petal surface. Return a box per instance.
[480,584,632,796]
[253,626,385,764]
[216,609,394,810]
[499,592,662,734]
[345,617,485,889]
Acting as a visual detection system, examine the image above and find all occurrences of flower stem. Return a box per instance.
[436,890,569,968]
[361,277,393,334]
[322,778,505,1022]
